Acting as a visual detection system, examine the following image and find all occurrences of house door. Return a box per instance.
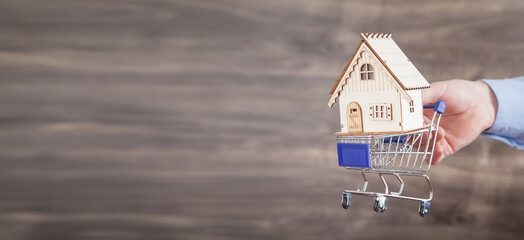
[346,102,363,132]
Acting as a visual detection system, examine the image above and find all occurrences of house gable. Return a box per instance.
[328,33,430,107]
[328,40,411,107]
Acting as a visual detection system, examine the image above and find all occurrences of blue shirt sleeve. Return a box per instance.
[480,76,524,150]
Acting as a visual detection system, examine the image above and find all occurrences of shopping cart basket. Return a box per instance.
[338,101,445,217]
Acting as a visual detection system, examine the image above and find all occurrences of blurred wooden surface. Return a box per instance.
[0,0,523,239]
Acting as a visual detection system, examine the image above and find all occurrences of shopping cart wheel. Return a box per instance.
[373,195,387,213]
[418,201,431,217]
[341,193,352,209]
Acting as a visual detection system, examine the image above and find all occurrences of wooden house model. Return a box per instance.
[329,33,431,135]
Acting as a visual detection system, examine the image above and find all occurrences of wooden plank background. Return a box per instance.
[0,0,523,239]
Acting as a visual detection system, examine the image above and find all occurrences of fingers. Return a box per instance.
[422,81,448,105]
[431,142,445,165]
[425,127,446,165]
[431,139,455,165]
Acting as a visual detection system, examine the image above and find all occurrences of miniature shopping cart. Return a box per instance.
[338,101,445,217]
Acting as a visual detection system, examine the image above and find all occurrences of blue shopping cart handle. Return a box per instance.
[423,100,445,114]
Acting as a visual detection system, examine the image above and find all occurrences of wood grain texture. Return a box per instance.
[0,0,523,239]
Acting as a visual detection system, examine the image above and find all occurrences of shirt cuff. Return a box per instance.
[480,77,524,149]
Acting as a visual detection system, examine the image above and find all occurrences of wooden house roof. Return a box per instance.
[329,33,430,102]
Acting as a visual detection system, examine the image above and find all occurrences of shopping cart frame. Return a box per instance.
[338,101,445,217]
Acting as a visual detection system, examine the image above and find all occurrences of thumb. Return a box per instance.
[422,82,448,105]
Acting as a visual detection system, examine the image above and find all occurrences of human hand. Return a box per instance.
[422,80,498,165]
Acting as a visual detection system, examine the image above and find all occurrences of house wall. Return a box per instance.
[338,46,405,133]
[339,89,401,133]
[401,89,425,131]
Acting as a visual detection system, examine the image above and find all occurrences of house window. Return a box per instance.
[369,104,391,120]
[360,64,374,80]
[409,101,414,113]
